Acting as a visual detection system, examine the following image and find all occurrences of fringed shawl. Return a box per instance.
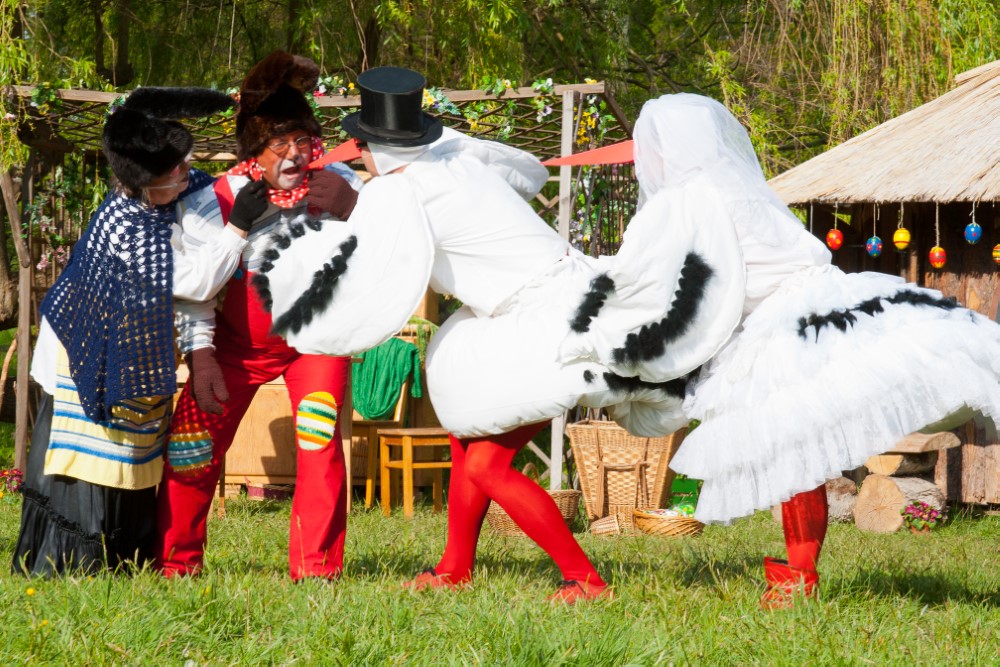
[41,169,213,422]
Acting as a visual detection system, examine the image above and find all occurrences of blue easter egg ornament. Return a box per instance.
[866,235,883,258]
[964,222,982,244]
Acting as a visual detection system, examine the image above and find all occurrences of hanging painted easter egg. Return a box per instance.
[964,222,982,244]
[825,228,844,251]
[865,235,883,258]
[929,245,947,269]
[892,227,911,250]
[992,244,1000,266]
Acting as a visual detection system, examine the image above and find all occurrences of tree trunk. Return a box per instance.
[854,474,945,533]
[865,452,937,476]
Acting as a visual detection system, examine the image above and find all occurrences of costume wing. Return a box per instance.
[558,182,746,382]
[432,128,548,200]
[259,176,434,356]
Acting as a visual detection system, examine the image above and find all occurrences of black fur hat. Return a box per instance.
[236,51,322,161]
[103,87,234,191]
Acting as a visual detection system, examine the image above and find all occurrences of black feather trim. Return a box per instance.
[583,370,595,383]
[305,219,323,232]
[569,273,616,333]
[611,252,714,366]
[271,236,358,336]
[603,372,687,400]
[796,289,959,341]
[289,223,305,238]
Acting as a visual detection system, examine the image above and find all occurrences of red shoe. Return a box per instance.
[403,568,470,591]
[547,579,613,604]
[760,557,819,610]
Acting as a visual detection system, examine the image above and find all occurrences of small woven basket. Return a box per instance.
[589,514,622,536]
[632,510,704,537]
[486,463,581,537]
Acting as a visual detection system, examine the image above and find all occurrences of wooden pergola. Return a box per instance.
[1,81,634,489]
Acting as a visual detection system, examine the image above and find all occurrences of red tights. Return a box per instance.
[782,484,828,571]
[435,422,604,586]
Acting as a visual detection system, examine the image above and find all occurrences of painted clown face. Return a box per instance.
[257,130,313,190]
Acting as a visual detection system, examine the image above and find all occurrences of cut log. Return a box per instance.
[865,452,937,476]
[885,432,960,454]
[854,474,945,533]
[770,477,858,524]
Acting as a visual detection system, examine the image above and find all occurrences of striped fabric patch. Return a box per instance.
[167,427,214,476]
[296,392,338,451]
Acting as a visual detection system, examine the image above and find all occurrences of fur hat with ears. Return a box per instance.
[236,50,323,161]
[103,87,234,191]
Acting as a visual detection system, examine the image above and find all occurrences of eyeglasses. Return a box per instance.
[267,136,313,156]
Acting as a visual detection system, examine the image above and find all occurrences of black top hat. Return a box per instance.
[341,67,443,147]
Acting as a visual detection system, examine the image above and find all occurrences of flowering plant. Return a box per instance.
[0,468,24,497]
[901,500,943,530]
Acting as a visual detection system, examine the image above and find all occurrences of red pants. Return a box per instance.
[156,345,350,581]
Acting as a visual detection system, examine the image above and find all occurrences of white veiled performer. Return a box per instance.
[634,93,1000,607]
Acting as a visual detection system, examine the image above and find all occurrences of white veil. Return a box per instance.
[633,94,805,248]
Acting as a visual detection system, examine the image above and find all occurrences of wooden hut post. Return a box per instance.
[548,89,577,491]
[1,162,35,472]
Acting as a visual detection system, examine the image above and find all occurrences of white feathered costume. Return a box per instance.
[255,123,744,439]
[259,96,1000,526]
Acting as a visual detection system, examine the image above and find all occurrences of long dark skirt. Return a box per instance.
[11,393,157,577]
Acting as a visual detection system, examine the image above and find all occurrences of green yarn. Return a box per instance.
[351,338,423,420]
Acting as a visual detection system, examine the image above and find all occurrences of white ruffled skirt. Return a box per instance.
[670,265,1000,524]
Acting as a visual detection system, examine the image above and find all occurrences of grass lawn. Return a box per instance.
[0,493,997,664]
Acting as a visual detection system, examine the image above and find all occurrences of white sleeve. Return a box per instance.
[171,224,246,301]
[171,184,247,302]
[175,298,217,354]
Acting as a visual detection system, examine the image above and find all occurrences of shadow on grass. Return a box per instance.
[828,569,1000,607]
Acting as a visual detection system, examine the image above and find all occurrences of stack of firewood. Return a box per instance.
[772,432,958,532]
[854,432,956,533]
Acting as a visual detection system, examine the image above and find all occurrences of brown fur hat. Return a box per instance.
[236,50,323,161]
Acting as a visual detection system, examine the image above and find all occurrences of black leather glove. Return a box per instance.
[228,179,269,231]
[307,170,358,220]
[186,347,229,415]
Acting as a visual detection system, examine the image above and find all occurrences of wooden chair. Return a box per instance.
[350,381,409,510]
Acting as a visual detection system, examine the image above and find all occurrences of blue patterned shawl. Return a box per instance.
[41,169,214,422]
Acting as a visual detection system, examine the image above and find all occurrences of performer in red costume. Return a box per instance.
[155,51,361,581]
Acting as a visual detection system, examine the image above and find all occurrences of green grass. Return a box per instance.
[0,496,997,664]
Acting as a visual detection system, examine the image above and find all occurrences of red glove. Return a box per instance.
[307,170,358,220]
[186,347,229,415]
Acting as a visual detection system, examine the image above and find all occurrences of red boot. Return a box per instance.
[760,557,819,610]
[761,485,828,609]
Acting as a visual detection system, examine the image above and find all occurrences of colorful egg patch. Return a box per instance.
[167,428,214,476]
[296,392,338,450]
[964,222,982,244]
[929,245,947,269]
[893,227,911,250]
[865,235,883,258]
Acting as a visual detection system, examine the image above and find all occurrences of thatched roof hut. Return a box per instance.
[767,61,1000,506]
[769,60,1000,205]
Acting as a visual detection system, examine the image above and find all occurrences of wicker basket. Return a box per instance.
[632,509,704,537]
[486,463,581,537]
[567,420,685,532]
[589,514,622,536]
